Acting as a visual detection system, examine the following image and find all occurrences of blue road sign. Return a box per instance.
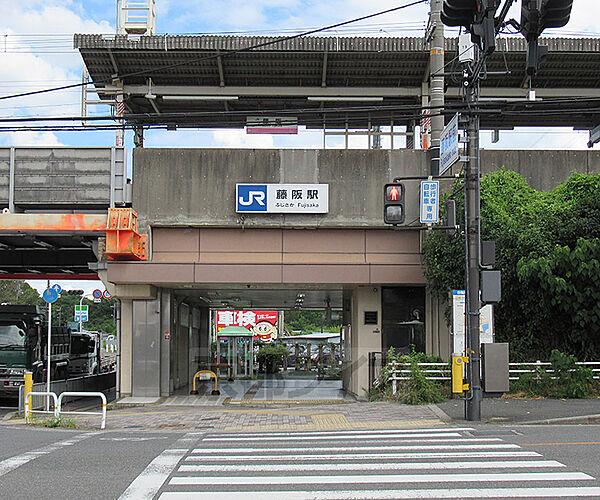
[43,288,59,303]
[51,283,62,294]
[420,180,440,224]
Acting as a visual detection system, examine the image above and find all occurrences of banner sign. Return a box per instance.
[216,310,279,343]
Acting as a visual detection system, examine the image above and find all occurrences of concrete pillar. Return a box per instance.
[160,290,172,396]
[349,286,382,399]
[119,299,133,397]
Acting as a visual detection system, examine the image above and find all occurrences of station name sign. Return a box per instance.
[236,183,329,214]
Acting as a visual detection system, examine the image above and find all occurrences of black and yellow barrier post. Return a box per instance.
[452,355,470,394]
[190,370,220,395]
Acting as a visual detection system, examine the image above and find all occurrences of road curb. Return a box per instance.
[519,413,600,425]
[429,404,452,422]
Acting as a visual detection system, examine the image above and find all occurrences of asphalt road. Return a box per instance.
[0,423,599,499]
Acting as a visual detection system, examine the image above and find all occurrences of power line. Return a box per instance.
[0,0,428,103]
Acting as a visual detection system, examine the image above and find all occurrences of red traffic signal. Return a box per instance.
[384,183,405,225]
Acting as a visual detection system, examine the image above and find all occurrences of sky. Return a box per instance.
[1,0,598,295]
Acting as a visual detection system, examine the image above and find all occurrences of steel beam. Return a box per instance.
[0,213,107,232]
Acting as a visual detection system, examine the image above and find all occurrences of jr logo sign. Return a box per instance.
[236,184,267,212]
[236,183,329,214]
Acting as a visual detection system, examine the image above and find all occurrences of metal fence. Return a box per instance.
[369,356,600,391]
[18,372,116,413]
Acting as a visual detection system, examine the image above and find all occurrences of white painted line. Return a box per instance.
[204,437,500,445]
[204,432,469,441]
[179,460,565,473]
[0,431,99,478]
[207,427,475,438]
[118,448,188,500]
[158,487,600,499]
[169,472,593,486]
[191,444,521,454]
[185,451,542,461]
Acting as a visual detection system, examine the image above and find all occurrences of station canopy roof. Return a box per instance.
[74,34,600,130]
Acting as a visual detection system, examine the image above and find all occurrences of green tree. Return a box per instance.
[0,280,42,305]
[52,293,116,335]
[422,170,600,360]
[284,310,341,335]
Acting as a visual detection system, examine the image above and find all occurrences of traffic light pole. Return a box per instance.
[463,50,482,422]
[429,0,445,176]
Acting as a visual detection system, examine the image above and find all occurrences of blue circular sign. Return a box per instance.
[93,289,103,299]
[42,288,59,304]
[51,283,62,294]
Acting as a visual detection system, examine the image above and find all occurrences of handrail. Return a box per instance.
[57,392,107,430]
[25,392,58,422]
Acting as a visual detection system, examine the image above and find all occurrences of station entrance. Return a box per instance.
[105,224,427,401]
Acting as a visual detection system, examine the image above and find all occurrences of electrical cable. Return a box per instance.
[0,0,428,102]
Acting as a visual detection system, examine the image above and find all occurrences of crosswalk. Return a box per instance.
[137,426,600,499]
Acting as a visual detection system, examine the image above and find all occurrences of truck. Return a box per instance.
[68,330,117,376]
[0,305,114,397]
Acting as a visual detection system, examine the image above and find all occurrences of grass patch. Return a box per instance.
[28,416,77,429]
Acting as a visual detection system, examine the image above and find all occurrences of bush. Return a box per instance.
[256,344,289,374]
[370,347,446,405]
[513,350,595,398]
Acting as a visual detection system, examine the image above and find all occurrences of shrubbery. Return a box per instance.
[369,347,447,405]
[256,344,289,373]
[512,350,596,398]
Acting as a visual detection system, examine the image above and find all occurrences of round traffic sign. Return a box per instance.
[51,283,62,294]
[103,290,112,299]
[42,288,59,304]
[92,289,103,299]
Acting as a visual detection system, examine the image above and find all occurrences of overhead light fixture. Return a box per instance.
[161,95,239,101]
[307,96,384,102]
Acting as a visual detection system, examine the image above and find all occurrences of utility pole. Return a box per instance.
[429,0,445,176]
[463,57,482,420]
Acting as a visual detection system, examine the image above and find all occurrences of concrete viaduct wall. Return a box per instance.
[132,148,600,231]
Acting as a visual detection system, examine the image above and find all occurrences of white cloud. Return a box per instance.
[0,0,112,142]
[6,131,62,146]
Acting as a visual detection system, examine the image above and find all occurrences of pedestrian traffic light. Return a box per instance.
[441,0,501,56]
[384,183,405,225]
[521,0,573,74]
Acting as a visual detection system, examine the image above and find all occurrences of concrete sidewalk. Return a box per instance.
[6,394,600,432]
[436,397,600,424]
[4,399,447,432]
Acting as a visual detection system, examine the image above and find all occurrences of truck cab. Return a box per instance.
[0,306,43,396]
[69,331,100,377]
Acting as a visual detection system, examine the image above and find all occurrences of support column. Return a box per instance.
[429,0,445,175]
[119,299,133,397]
[349,286,382,399]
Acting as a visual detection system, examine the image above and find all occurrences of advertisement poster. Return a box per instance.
[216,310,279,343]
[452,290,494,354]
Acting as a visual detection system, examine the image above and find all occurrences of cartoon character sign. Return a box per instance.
[252,320,278,343]
[216,310,278,343]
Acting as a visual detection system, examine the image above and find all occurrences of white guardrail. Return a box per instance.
[385,361,600,394]
[24,392,58,421]
[25,391,107,430]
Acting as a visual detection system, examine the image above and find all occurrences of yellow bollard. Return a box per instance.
[190,370,220,396]
[451,356,470,394]
[24,372,33,416]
